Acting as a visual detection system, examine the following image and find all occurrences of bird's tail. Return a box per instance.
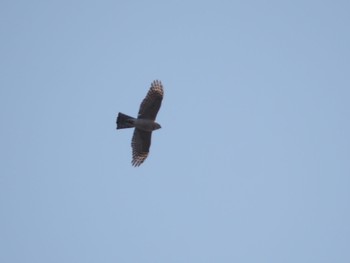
[116,112,136,129]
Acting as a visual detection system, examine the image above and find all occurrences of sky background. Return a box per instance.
[1,0,350,262]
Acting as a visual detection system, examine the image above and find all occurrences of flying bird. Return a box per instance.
[116,80,164,166]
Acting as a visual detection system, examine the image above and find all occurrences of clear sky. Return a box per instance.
[1,0,349,262]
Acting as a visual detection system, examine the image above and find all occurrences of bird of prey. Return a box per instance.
[116,80,164,166]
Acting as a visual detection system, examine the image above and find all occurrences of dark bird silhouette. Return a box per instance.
[116,80,164,166]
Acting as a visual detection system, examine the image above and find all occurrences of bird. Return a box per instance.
[116,80,164,166]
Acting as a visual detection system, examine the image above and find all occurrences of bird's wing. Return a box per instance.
[131,128,152,166]
[138,80,164,120]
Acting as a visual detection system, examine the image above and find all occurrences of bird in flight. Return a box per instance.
[116,80,164,166]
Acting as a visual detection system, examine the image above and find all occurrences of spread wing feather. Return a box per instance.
[138,80,164,120]
[131,129,152,167]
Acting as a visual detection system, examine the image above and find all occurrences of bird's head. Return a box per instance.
[153,122,161,130]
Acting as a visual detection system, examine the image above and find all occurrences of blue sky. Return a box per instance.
[1,0,349,262]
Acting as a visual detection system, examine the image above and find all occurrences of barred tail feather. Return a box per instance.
[116,112,135,129]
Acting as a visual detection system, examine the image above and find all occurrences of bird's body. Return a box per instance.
[133,119,161,132]
[117,113,161,132]
[116,80,164,166]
